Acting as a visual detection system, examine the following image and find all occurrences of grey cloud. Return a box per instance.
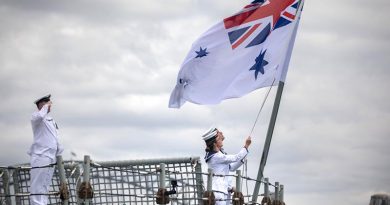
[0,0,389,204]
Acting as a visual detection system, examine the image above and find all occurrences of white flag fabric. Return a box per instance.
[169,0,304,108]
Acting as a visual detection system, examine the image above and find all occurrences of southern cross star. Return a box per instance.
[249,49,268,80]
[195,47,209,58]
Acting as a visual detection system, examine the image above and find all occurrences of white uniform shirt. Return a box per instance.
[28,104,63,160]
[206,148,248,194]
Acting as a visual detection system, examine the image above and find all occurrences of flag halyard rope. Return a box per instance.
[249,78,276,137]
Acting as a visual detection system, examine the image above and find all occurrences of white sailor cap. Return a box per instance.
[34,94,51,105]
[202,127,218,142]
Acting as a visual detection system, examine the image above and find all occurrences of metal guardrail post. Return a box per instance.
[202,168,215,205]
[1,169,12,205]
[82,155,91,205]
[233,170,244,205]
[207,168,212,192]
[280,184,284,202]
[194,159,204,205]
[259,177,271,205]
[56,156,68,205]
[236,170,242,193]
[156,163,170,204]
[159,163,166,189]
[12,168,21,205]
[75,163,82,205]
[264,178,269,198]
[275,182,279,201]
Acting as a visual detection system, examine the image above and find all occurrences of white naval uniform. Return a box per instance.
[28,104,63,205]
[205,147,248,205]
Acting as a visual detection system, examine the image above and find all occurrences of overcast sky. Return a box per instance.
[0,0,389,204]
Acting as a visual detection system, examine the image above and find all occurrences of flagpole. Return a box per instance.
[251,80,285,203]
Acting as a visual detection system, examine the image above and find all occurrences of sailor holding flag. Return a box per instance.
[202,127,252,204]
[170,0,305,203]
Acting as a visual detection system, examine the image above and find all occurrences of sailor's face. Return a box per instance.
[215,130,224,148]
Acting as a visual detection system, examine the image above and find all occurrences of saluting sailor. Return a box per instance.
[202,127,251,205]
[28,94,63,205]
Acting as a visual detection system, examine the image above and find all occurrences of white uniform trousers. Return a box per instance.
[30,155,55,205]
[214,191,232,205]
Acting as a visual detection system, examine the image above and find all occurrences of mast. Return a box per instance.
[251,80,285,203]
[251,1,304,201]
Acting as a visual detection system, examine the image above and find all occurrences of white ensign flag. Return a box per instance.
[169,0,304,108]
